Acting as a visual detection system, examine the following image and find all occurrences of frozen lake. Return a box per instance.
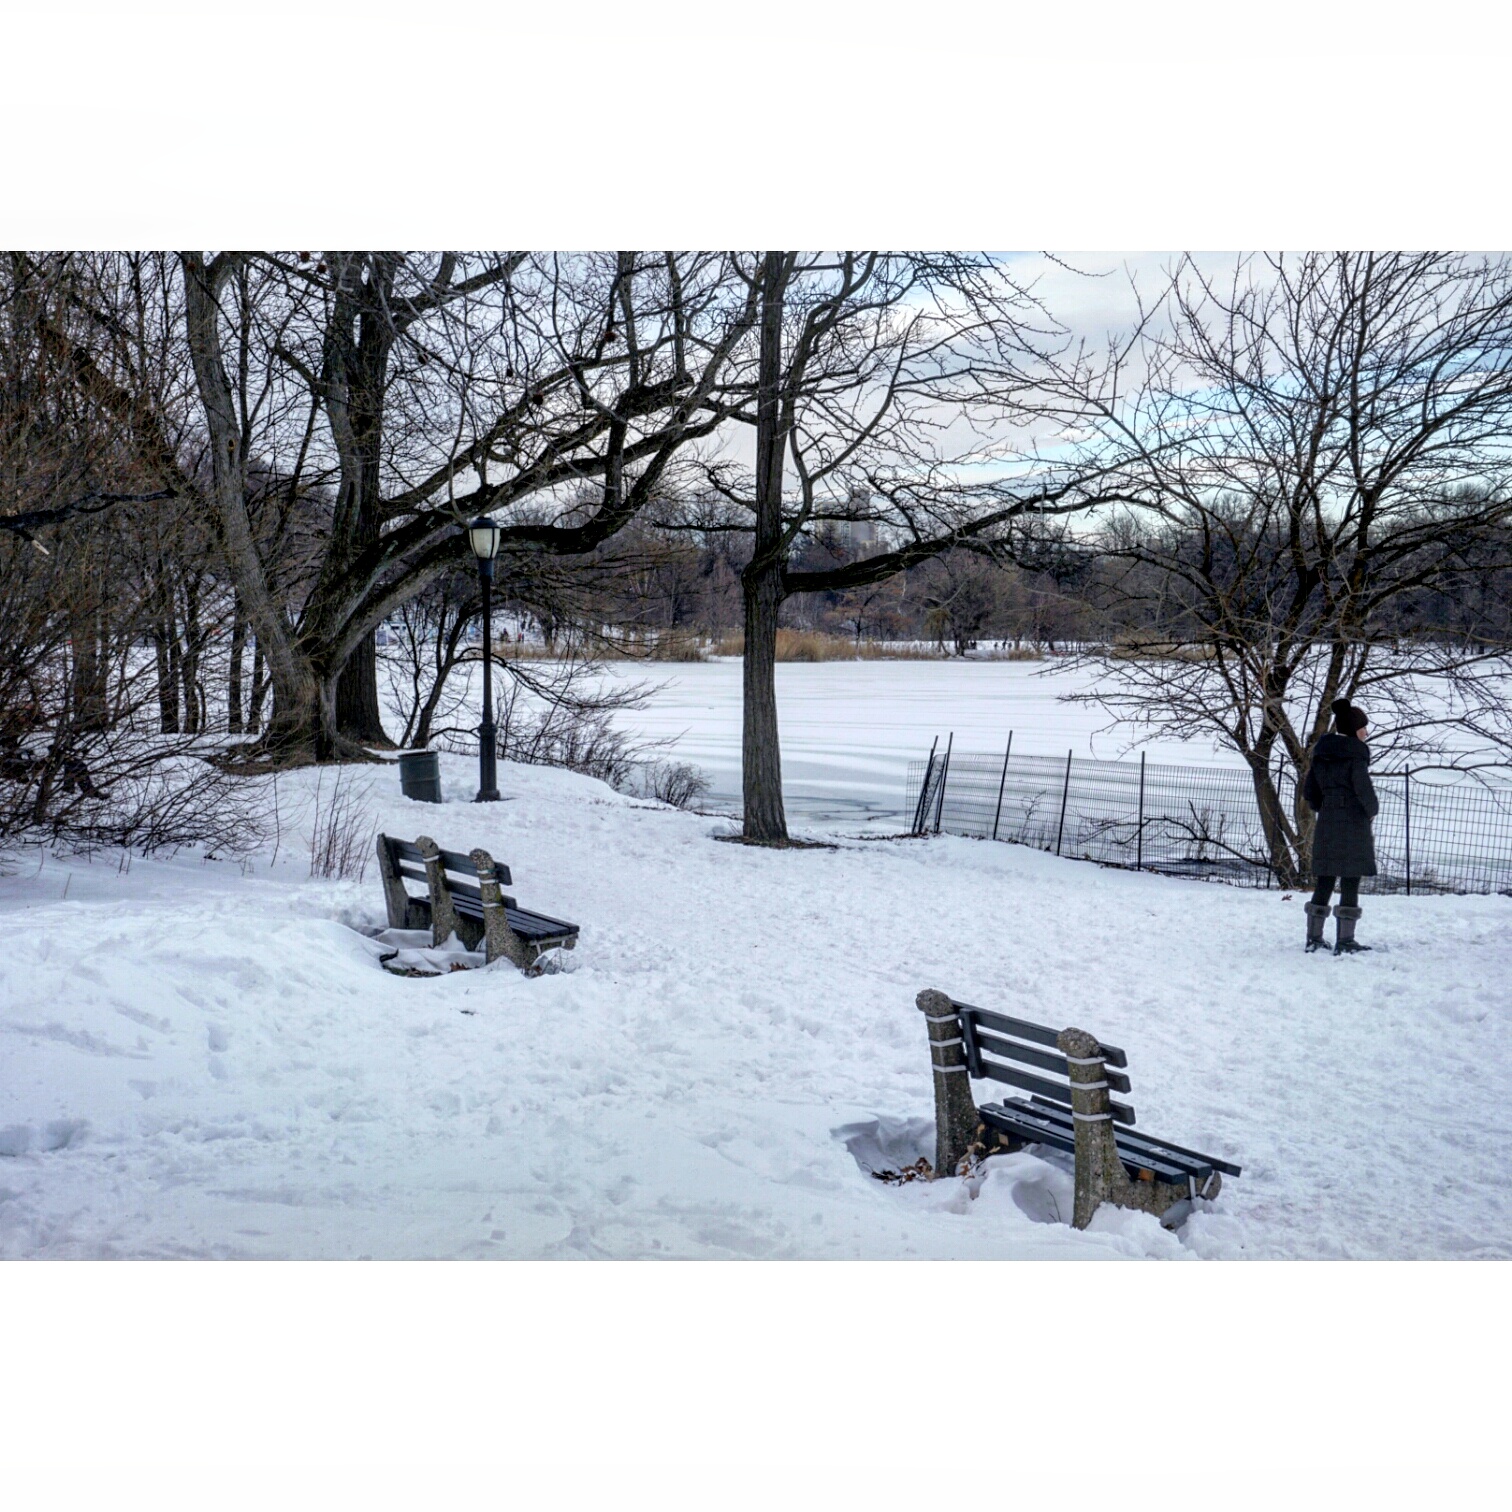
[588,659,1246,828]
[429,656,1507,827]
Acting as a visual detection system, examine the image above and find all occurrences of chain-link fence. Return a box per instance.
[904,736,1512,895]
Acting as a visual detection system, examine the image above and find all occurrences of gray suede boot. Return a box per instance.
[1305,902,1331,953]
[1333,904,1370,955]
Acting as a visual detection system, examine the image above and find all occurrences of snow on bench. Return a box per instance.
[376,834,579,972]
[917,988,1241,1229]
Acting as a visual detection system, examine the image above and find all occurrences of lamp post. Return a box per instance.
[468,515,502,801]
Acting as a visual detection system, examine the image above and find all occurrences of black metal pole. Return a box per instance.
[1136,750,1146,871]
[1404,768,1412,897]
[1055,748,1072,856]
[476,559,500,801]
[912,737,938,834]
[992,732,1013,842]
[933,732,953,834]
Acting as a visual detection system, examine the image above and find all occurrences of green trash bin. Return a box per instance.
[397,750,442,804]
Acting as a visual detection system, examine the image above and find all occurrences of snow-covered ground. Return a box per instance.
[3,751,1508,1260]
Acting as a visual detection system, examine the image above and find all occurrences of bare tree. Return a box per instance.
[697,251,1117,843]
[0,254,264,860]
[178,251,756,764]
[1034,252,1512,883]
[918,550,1008,655]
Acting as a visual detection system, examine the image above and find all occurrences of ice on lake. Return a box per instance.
[586,658,1245,827]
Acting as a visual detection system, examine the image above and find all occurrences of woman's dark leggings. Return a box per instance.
[1311,876,1360,908]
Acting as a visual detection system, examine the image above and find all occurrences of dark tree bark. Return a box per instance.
[227,607,246,734]
[180,571,203,735]
[318,253,402,747]
[740,252,796,842]
[335,634,386,745]
[153,617,179,734]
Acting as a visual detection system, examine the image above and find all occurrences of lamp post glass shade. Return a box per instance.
[468,515,501,561]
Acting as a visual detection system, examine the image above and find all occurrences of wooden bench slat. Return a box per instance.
[986,1101,1198,1183]
[449,893,578,941]
[970,1027,1133,1095]
[394,863,485,904]
[956,1001,1128,1068]
[1013,1100,1216,1178]
[980,1101,1195,1184]
[387,837,512,887]
[974,1061,1137,1125]
[1030,1096,1243,1178]
[506,909,579,943]
[439,846,512,885]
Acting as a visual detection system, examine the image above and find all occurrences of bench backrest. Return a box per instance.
[951,997,1138,1127]
[379,835,512,906]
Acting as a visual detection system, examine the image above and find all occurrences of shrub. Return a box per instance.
[307,768,375,881]
[645,759,711,810]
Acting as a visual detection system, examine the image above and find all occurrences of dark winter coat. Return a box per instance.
[1304,733,1379,877]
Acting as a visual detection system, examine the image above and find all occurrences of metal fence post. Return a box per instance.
[933,732,953,834]
[1136,750,1146,871]
[1055,748,1073,856]
[911,736,938,835]
[992,732,1013,842]
[1404,768,1412,897]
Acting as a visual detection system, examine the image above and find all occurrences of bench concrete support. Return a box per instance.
[917,989,981,1177]
[471,846,534,969]
[1058,1027,1202,1229]
[416,835,471,949]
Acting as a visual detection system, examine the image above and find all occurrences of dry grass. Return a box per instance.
[487,629,709,663]
[624,629,708,662]
[486,639,579,662]
[710,631,1043,662]
[1108,632,1216,663]
[492,630,1047,663]
[710,630,943,661]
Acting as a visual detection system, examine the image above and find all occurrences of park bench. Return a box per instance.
[376,834,579,971]
[917,988,1241,1229]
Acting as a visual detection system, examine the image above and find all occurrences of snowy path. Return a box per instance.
[1,755,1508,1259]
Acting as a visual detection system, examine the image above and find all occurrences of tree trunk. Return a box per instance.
[318,253,396,749]
[71,615,110,734]
[181,252,340,762]
[228,608,245,734]
[741,566,787,841]
[180,575,202,735]
[336,633,390,746]
[740,251,792,843]
[153,624,179,734]
[1249,756,1305,887]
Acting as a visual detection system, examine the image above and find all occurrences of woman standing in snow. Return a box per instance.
[1302,698,1379,954]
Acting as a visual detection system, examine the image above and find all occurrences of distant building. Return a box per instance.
[832,518,881,550]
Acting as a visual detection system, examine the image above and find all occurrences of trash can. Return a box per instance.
[397,749,442,804]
